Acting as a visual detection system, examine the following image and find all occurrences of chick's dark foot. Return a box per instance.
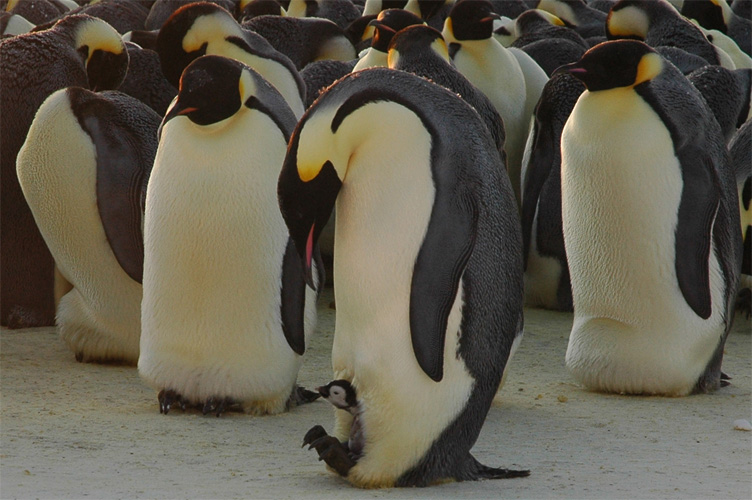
[308,435,355,476]
[158,389,186,415]
[302,425,328,448]
[202,396,236,417]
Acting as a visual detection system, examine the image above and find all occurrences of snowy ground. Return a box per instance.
[1,287,750,499]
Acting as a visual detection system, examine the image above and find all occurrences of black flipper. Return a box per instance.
[410,191,478,382]
[673,153,719,320]
[521,118,554,270]
[69,88,159,285]
[281,237,307,355]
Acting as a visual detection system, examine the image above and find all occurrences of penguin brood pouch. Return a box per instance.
[279,68,528,487]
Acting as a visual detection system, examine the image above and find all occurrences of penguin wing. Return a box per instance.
[72,89,159,284]
[410,186,479,382]
[674,149,720,320]
[521,117,553,269]
[280,238,308,355]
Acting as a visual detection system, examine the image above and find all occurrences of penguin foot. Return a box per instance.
[292,385,321,406]
[302,425,329,449]
[158,389,187,415]
[721,372,732,388]
[202,397,236,417]
[308,435,355,476]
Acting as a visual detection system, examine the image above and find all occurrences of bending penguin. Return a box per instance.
[558,40,742,396]
[0,14,129,328]
[16,88,160,364]
[139,55,322,417]
[278,67,528,487]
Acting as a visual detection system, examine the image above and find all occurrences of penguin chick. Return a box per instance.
[557,40,742,396]
[0,13,129,328]
[156,1,306,117]
[17,88,159,364]
[139,55,322,417]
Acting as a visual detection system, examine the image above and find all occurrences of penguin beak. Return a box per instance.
[553,62,587,79]
[278,149,342,291]
[158,99,198,140]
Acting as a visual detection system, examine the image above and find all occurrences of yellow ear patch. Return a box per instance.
[432,38,450,63]
[387,48,400,68]
[635,52,663,86]
[443,17,455,42]
[298,162,325,182]
[5,0,18,12]
[608,5,650,39]
[183,11,240,53]
[238,69,256,104]
[75,18,125,64]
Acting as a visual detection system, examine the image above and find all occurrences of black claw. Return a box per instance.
[202,397,234,417]
[158,389,183,415]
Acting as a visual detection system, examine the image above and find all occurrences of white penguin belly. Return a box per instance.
[329,106,474,486]
[16,90,142,362]
[561,88,726,396]
[140,112,313,408]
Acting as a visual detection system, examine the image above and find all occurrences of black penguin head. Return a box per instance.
[369,8,424,52]
[59,15,129,92]
[277,110,344,289]
[388,24,449,67]
[156,2,238,87]
[555,40,663,91]
[162,55,245,130]
[316,380,357,410]
[445,0,499,41]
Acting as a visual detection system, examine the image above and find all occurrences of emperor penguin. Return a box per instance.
[16,88,160,364]
[606,0,728,68]
[387,24,506,157]
[729,119,751,316]
[144,0,236,30]
[558,40,742,396]
[156,1,306,117]
[352,8,424,71]
[278,67,528,487]
[681,0,751,56]
[520,72,584,312]
[241,15,356,70]
[284,0,361,29]
[139,55,321,417]
[0,14,129,328]
[442,0,542,205]
[531,0,607,39]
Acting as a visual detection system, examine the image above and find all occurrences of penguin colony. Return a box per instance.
[3,0,749,489]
